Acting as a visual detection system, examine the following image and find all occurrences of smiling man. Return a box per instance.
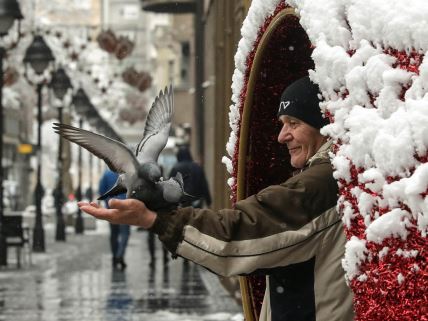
[79,76,354,321]
[277,77,330,169]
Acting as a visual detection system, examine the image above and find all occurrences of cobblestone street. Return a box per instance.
[0,222,242,321]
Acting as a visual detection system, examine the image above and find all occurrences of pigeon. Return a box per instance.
[53,85,192,211]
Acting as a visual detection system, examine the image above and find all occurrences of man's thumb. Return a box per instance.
[108,198,125,209]
[109,198,144,210]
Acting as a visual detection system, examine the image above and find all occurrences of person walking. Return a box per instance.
[99,169,130,270]
[79,76,354,321]
[169,145,211,208]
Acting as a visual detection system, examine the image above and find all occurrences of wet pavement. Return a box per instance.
[0,222,242,321]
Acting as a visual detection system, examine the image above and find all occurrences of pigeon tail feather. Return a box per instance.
[97,183,127,200]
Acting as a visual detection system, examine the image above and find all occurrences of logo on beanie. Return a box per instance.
[278,101,290,114]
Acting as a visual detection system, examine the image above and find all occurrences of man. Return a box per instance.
[170,145,211,208]
[99,169,130,270]
[79,76,354,321]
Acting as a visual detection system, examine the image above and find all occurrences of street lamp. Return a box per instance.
[50,68,72,241]
[24,35,55,252]
[71,88,91,234]
[0,0,23,266]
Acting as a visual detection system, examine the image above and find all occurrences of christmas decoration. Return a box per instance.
[3,66,19,86]
[227,0,428,320]
[136,72,152,92]
[122,67,152,92]
[96,30,117,53]
[114,36,134,60]
[97,30,134,60]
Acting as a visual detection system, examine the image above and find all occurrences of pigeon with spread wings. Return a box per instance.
[53,85,190,211]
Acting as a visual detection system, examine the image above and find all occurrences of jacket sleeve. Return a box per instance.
[150,161,340,276]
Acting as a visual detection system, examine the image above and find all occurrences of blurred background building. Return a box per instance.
[2,0,252,214]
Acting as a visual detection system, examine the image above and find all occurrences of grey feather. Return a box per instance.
[157,177,183,203]
[53,85,187,211]
[135,85,173,164]
[53,123,138,174]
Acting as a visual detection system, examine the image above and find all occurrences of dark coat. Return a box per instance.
[169,147,211,207]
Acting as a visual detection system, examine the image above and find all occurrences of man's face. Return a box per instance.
[277,115,327,168]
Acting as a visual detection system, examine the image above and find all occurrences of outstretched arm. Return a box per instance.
[78,199,157,228]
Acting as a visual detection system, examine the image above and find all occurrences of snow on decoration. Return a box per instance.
[295,0,427,320]
[226,0,427,320]
[223,0,291,203]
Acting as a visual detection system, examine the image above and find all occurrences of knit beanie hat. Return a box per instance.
[277,76,329,129]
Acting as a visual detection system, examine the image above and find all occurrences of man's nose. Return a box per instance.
[277,125,291,144]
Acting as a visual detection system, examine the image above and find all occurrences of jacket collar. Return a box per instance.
[307,140,332,167]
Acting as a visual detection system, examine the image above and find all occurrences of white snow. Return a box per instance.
[357,274,367,282]
[342,236,368,280]
[411,264,420,273]
[378,247,389,260]
[366,209,412,243]
[331,155,351,182]
[341,200,357,228]
[357,191,376,227]
[395,248,418,258]
[397,273,405,285]
[358,168,385,194]
[222,156,233,175]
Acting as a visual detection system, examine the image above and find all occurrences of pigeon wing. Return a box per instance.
[53,123,138,174]
[135,85,173,163]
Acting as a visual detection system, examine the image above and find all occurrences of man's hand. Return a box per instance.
[78,198,157,229]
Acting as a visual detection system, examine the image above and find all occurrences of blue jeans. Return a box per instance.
[110,224,130,258]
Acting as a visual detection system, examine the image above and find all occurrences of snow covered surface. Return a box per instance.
[293,0,428,283]
[144,311,243,321]
[289,0,428,51]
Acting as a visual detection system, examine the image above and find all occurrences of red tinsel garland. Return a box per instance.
[337,49,427,321]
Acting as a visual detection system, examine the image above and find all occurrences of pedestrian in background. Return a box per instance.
[170,145,211,208]
[147,165,169,268]
[99,169,130,270]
